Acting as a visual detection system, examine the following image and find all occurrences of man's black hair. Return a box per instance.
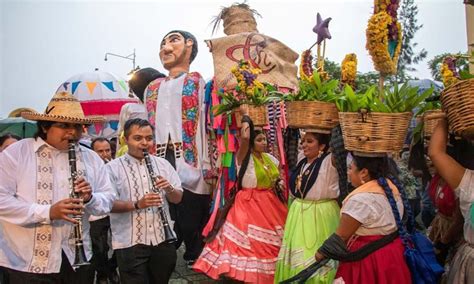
[123,118,154,138]
[128,67,166,102]
[0,133,21,147]
[91,137,111,150]
[33,121,55,140]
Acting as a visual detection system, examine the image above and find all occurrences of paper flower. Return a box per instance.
[366,11,402,75]
[441,56,460,87]
[312,13,332,45]
[341,53,358,88]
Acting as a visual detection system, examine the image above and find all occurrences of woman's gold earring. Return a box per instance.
[318,150,323,158]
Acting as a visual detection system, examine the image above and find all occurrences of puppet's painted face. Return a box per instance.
[159,32,192,71]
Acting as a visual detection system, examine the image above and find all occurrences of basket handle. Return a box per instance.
[357,136,369,142]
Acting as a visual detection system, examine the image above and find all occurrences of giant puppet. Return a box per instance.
[203,2,298,233]
[143,30,215,266]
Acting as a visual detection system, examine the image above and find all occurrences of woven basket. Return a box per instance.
[339,111,412,155]
[441,78,474,139]
[234,105,268,127]
[286,100,339,132]
[423,109,445,138]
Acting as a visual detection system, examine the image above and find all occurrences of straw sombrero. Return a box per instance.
[21,91,105,124]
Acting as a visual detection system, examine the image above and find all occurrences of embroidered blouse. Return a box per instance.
[106,153,183,250]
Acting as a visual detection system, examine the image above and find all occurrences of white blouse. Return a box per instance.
[455,169,474,245]
[301,153,340,201]
[342,192,404,236]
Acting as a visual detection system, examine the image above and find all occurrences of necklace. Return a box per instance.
[295,159,318,198]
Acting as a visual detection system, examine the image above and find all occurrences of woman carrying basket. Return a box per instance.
[314,153,412,283]
[274,130,340,283]
[193,105,288,283]
[429,119,474,283]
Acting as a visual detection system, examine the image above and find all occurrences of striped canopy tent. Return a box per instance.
[56,70,138,138]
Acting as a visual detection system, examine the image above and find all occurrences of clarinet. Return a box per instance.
[143,149,177,243]
[68,140,90,268]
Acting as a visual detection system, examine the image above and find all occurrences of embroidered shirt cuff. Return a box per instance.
[33,204,52,224]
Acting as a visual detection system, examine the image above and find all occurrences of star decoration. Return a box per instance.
[312,13,332,45]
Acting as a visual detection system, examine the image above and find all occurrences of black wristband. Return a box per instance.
[133,201,140,210]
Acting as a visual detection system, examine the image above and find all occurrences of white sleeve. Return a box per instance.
[198,77,211,171]
[159,158,183,192]
[456,169,474,219]
[341,194,375,224]
[324,154,340,197]
[0,146,51,225]
[84,152,116,216]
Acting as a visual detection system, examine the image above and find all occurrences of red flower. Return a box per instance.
[182,95,198,110]
[183,121,196,137]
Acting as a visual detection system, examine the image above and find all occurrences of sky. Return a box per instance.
[0,0,469,117]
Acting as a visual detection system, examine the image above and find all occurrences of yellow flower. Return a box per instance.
[254,80,265,90]
[366,11,402,75]
[341,53,358,87]
[440,63,459,87]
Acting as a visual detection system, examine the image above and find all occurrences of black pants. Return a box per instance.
[89,216,117,280]
[164,145,211,261]
[169,189,211,261]
[1,251,94,284]
[115,243,176,284]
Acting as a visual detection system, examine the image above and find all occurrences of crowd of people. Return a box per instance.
[0,23,473,284]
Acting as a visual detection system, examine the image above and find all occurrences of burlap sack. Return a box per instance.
[221,5,258,35]
[206,32,298,90]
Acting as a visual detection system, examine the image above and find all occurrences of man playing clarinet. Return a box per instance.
[0,91,115,283]
[106,118,183,283]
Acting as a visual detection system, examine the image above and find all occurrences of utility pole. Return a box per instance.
[466,1,474,74]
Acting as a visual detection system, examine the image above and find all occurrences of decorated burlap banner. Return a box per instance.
[206,32,298,90]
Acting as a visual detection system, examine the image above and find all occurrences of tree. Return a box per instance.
[397,0,428,81]
[323,60,341,81]
[428,52,470,81]
[323,59,382,93]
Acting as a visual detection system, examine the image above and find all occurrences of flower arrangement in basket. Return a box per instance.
[336,82,434,155]
[284,70,340,132]
[333,0,439,156]
[214,60,276,126]
[410,99,443,143]
[283,13,340,133]
[440,53,474,139]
